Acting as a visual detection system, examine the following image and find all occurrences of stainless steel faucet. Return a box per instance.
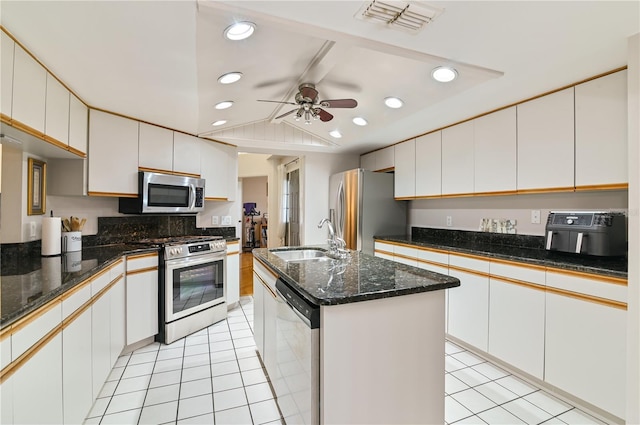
[318,218,346,257]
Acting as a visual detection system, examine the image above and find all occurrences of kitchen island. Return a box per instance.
[252,247,460,425]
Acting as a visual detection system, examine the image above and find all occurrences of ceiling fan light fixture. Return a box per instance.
[431,66,458,82]
[212,120,227,126]
[218,72,243,84]
[224,21,255,41]
[215,101,234,110]
[352,117,368,126]
[384,97,404,108]
[329,130,342,138]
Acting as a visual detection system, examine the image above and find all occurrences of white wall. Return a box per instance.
[238,153,271,177]
[409,191,628,236]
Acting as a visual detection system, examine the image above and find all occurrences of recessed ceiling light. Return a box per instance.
[218,72,243,84]
[431,66,458,83]
[329,130,342,138]
[212,120,227,126]
[352,117,368,126]
[215,101,233,110]
[384,97,404,109]
[224,22,255,41]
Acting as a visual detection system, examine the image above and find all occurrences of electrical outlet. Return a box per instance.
[29,222,37,237]
[446,216,453,227]
[531,210,541,224]
[221,216,232,225]
[211,216,219,225]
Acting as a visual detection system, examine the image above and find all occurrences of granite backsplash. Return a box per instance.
[411,227,545,250]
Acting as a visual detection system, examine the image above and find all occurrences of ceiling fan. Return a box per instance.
[258,83,357,124]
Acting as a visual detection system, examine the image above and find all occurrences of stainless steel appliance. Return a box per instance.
[119,171,205,214]
[545,211,626,256]
[329,168,407,255]
[274,279,320,424]
[151,236,227,344]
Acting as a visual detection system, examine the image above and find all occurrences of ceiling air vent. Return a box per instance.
[355,0,443,33]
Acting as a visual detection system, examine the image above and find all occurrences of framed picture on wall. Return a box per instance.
[27,157,46,215]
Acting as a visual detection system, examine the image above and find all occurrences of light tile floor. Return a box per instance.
[84,297,608,425]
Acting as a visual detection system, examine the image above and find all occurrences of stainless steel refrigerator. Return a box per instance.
[329,168,407,255]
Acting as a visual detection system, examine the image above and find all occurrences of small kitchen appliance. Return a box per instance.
[545,211,626,256]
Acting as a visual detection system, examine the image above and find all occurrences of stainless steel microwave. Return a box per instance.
[119,171,205,214]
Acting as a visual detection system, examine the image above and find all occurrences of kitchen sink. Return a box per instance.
[270,248,332,262]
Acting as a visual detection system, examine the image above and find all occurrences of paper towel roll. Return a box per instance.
[42,217,62,256]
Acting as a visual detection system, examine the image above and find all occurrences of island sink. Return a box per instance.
[270,248,331,262]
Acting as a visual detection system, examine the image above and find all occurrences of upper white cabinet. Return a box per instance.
[88,109,139,196]
[517,88,575,191]
[68,94,88,155]
[225,144,238,201]
[415,131,442,197]
[575,70,628,188]
[394,139,415,198]
[442,121,474,195]
[474,107,517,193]
[1,31,15,118]
[12,45,47,134]
[200,140,227,200]
[139,122,174,172]
[360,146,394,172]
[45,73,70,146]
[173,132,201,176]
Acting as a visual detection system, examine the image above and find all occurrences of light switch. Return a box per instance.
[211,216,219,225]
[446,216,453,227]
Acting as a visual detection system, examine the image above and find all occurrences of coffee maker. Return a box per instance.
[545,211,626,256]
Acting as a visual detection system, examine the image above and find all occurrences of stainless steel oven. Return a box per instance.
[159,237,227,344]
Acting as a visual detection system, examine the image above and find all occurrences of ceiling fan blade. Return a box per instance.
[257,99,298,105]
[317,108,333,122]
[275,108,299,120]
[299,85,319,101]
[320,99,358,108]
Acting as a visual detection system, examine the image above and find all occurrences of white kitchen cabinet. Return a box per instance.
[447,254,490,351]
[11,44,47,134]
[394,139,415,198]
[173,131,201,176]
[68,94,88,155]
[544,271,627,419]
[62,306,93,425]
[393,244,418,267]
[45,73,70,146]
[415,131,442,197]
[200,140,228,200]
[360,151,375,171]
[517,88,574,191]
[488,261,546,379]
[226,241,240,307]
[125,252,159,345]
[225,143,238,201]
[575,70,628,188]
[110,276,126,363]
[88,109,139,196]
[474,107,517,193]
[91,273,112,399]
[1,31,14,118]
[442,121,474,195]
[360,146,394,172]
[139,122,174,172]
[253,268,265,357]
[12,334,63,424]
[252,259,278,380]
[373,241,395,261]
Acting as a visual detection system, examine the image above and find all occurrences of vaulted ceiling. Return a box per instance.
[1,1,638,154]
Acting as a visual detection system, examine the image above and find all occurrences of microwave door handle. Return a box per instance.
[189,184,196,210]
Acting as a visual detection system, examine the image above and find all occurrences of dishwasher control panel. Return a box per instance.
[276,279,320,329]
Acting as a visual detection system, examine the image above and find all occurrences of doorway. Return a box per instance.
[285,168,300,246]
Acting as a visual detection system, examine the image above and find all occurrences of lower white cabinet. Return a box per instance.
[226,242,240,307]
[373,241,394,261]
[110,277,126,363]
[62,307,93,425]
[253,269,265,357]
[91,285,112,399]
[252,259,278,379]
[125,253,159,345]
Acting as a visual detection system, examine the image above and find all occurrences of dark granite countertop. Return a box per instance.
[252,247,460,307]
[375,234,627,279]
[1,244,159,329]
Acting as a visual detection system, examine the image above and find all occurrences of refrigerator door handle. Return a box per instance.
[336,180,345,238]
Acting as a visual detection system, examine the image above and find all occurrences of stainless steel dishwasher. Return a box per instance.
[274,279,320,425]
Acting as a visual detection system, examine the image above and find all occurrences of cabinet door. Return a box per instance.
[68,94,88,155]
[110,277,126,363]
[376,146,394,171]
[442,121,474,195]
[91,292,111,399]
[126,270,158,345]
[12,45,46,133]
[253,269,265,357]
[263,287,278,380]
[62,308,93,425]
[200,140,228,199]
[173,132,201,175]
[393,244,418,267]
[225,144,238,201]
[12,334,63,424]
[1,31,14,118]
[88,109,139,196]
[517,88,574,191]
[373,241,394,261]
[474,107,517,193]
[360,152,375,171]
[139,122,174,172]
[415,131,442,197]
[226,243,240,307]
[45,73,70,145]
[575,70,628,187]
[394,139,415,198]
